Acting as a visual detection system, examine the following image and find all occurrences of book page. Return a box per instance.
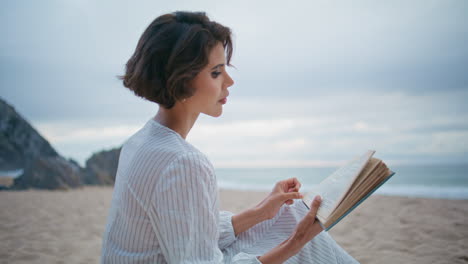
[326,163,390,225]
[339,158,382,204]
[303,150,375,223]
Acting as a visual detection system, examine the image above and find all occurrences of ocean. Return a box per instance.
[215,164,468,200]
[1,165,467,199]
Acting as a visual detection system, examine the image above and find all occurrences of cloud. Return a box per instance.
[36,122,141,144]
[20,89,467,167]
[1,0,467,167]
[273,138,309,153]
[415,131,468,154]
[190,119,295,138]
[188,91,468,166]
[34,121,142,164]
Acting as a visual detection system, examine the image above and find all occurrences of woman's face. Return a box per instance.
[186,42,234,117]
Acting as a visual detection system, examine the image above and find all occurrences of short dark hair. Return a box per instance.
[120,11,233,109]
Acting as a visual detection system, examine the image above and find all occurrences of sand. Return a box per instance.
[0,177,13,188]
[0,186,467,264]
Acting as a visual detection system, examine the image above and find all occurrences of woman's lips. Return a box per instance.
[219,98,227,104]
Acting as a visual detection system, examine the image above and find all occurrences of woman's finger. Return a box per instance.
[293,178,302,190]
[283,192,303,201]
[284,177,301,189]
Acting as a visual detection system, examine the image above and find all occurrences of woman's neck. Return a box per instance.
[153,102,199,139]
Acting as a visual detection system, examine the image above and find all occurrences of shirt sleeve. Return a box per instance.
[148,152,260,263]
[218,211,236,249]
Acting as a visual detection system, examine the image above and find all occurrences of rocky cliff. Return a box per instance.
[82,147,121,185]
[13,156,83,190]
[0,97,58,171]
[1,98,121,190]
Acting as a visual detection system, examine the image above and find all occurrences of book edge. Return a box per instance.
[324,171,396,231]
[324,150,376,219]
[302,150,375,223]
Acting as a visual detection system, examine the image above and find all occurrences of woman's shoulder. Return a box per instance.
[118,120,216,195]
[121,119,213,172]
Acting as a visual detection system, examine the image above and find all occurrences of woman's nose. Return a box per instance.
[225,71,234,87]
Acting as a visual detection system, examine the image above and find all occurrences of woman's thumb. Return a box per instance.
[309,195,322,217]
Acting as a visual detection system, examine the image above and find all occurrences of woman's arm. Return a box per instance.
[231,178,304,235]
[150,152,262,263]
[258,196,324,264]
[231,206,266,236]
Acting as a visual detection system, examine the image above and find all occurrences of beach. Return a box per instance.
[0,187,467,264]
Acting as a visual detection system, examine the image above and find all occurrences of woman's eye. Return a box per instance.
[211,71,221,78]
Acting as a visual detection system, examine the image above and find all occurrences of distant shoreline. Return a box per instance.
[217,183,468,200]
[1,182,468,201]
[2,165,467,199]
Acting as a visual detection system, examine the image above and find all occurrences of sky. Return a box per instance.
[1,0,467,167]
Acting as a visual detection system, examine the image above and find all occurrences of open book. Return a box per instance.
[302,150,395,231]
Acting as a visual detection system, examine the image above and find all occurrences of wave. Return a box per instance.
[0,169,24,178]
[376,185,468,200]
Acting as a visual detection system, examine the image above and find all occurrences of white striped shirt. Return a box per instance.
[101,119,359,264]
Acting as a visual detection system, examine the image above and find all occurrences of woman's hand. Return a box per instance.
[256,178,304,220]
[288,195,324,251]
[258,196,324,263]
[232,178,303,236]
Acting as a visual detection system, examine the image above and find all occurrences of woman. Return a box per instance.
[101,11,358,264]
